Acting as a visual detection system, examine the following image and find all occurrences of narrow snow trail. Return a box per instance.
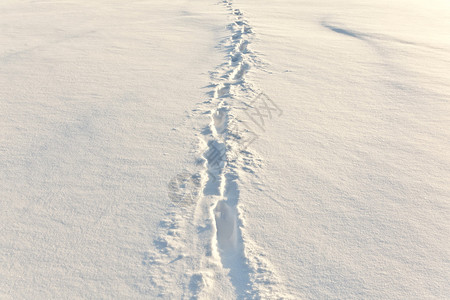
[199,2,288,297]
[148,1,291,298]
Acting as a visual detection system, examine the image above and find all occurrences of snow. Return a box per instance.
[1,0,449,299]
[236,0,450,298]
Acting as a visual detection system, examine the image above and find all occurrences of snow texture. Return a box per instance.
[1,0,449,299]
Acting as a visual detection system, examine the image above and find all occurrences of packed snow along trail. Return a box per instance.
[147,1,291,298]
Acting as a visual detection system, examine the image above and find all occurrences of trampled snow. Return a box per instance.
[1,0,449,299]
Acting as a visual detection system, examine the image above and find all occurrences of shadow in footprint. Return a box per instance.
[213,174,255,298]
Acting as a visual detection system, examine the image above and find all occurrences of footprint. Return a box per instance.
[214,201,238,252]
[189,273,207,298]
[214,83,230,98]
[232,32,242,40]
[238,40,249,53]
[231,62,250,80]
[235,20,248,26]
[243,26,253,34]
[213,108,228,134]
[203,140,226,195]
[231,52,242,64]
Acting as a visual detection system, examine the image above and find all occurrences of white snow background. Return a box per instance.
[1,0,449,299]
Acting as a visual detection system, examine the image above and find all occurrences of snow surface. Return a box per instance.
[1,0,449,299]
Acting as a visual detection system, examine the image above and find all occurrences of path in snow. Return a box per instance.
[146,0,291,298]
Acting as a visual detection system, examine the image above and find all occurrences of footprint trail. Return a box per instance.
[144,1,292,298]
